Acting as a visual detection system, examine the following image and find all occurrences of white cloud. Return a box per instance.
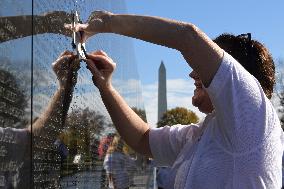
[142,79,205,127]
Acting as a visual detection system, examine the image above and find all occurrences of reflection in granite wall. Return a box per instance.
[0,1,33,188]
[0,0,152,188]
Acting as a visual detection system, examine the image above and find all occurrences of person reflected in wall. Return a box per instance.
[72,10,283,188]
[98,133,115,160]
[0,51,79,188]
[98,132,115,187]
[103,134,137,189]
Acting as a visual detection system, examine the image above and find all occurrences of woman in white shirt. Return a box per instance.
[73,11,282,188]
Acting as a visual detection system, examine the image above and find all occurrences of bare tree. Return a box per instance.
[275,59,284,130]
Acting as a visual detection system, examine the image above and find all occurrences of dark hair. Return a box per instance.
[214,33,275,99]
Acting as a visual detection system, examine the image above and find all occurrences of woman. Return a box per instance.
[103,135,136,189]
[72,11,283,188]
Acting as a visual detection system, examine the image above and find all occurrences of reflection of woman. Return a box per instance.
[103,135,136,189]
[0,12,76,188]
[0,51,79,188]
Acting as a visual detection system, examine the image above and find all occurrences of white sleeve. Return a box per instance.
[103,154,111,172]
[206,52,279,153]
[149,124,201,166]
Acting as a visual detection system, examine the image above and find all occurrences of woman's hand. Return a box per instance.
[52,51,80,90]
[84,50,116,90]
[65,10,113,42]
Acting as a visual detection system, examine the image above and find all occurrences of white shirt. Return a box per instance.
[150,52,284,189]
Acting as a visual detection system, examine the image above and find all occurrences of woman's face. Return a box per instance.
[189,71,214,114]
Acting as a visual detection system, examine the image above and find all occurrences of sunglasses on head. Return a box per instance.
[237,33,252,63]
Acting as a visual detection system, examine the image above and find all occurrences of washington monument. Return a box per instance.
[158,61,167,122]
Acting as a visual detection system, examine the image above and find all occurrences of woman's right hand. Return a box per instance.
[85,50,116,91]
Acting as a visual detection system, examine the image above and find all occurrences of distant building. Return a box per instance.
[158,61,167,122]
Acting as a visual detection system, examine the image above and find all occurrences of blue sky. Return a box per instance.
[122,0,284,125]
[124,0,284,83]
